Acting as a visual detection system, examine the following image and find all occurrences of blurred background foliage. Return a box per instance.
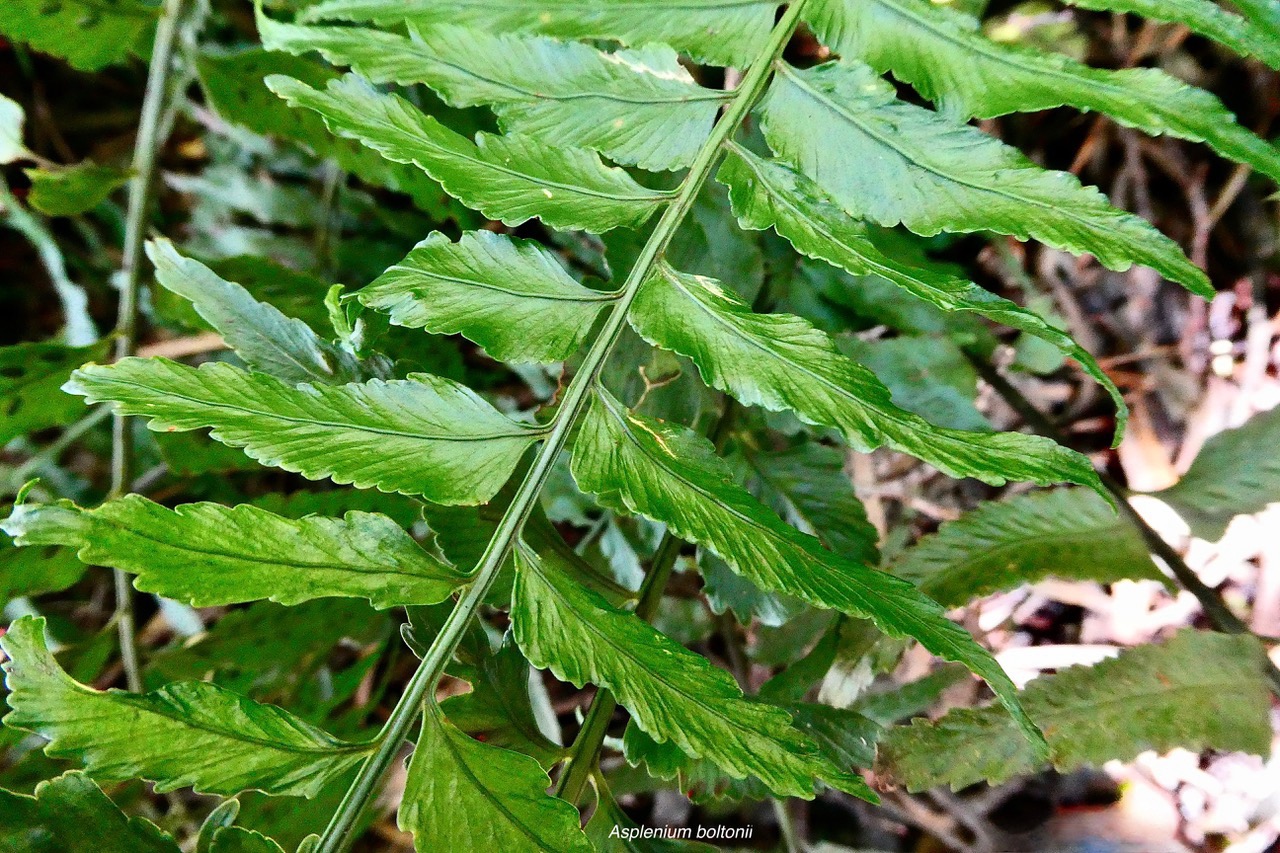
[2,0,1280,850]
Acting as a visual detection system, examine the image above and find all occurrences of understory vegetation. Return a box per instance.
[2,0,1280,850]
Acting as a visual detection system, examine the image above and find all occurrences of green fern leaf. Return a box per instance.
[630,264,1102,490]
[718,145,1128,439]
[1232,0,1280,33]
[257,12,725,171]
[65,358,543,504]
[1154,405,1280,541]
[512,546,876,800]
[208,828,287,853]
[148,240,371,386]
[0,617,373,797]
[442,635,566,766]
[572,388,1046,756]
[877,630,1274,791]
[893,489,1163,607]
[24,162,131,217]
[359,231,617,363]
[297,0,777,67]
[760,61,1210,295]
[197,51,462,218]
[399,705,593,852]
[1,496,466,609]
[806,0,1280,182]
[0,0,155,71]
[0,771,180,853]
[0,537,85,600]
[0,339,110,444]
[621,701,880,804]
[741,443,879,566]
[267,74,671,232]
[1062,0,1280,70]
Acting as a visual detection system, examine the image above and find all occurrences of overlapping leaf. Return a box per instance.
[630,264,1102,490]
[878,631,1273,790]
[719,145,1127,436]
[1232,0,1280,34]
[512,546,875,799]
[147,599,386,700]
[0,536,84,600]
[443,636,565,766]
[147,239,370,386]
[24,162,130,217]
[65,358,542,503]
[2,495,466,609]
[0,339,110,445]
[0,617,373,796]
[1062,0,1280,70]
[399,706,592,852]
[760,61,1210,294]
[0,0,155,71]
[257,11,725,170]
[572,388,1046,754]
[359,231,616,363]
[840,335,988,431]
[742,443,879,565]
[208,828,287,853]
[267,74,670,232]
[806,0,1280,182]
[0,771,180,853]
[1154,405,1280,541]
[197,51,462,217]
[297,0,778,67]
[893,489,1162,607]
[621,701,880,804]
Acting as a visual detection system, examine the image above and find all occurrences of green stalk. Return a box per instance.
[109,0,190,694]
[552,531,683,803]
[552,400,739,805]
[314,5,811,849]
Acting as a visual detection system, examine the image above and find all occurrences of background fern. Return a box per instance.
[1,0,1279,850]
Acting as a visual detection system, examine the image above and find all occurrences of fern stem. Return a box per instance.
[553,530,684,803]
[968,351,1280,697]
[109,0,189,694]
[314,6,811,849]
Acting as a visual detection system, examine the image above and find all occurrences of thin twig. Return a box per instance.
[109,0,191,693]
[966,352,1280,697]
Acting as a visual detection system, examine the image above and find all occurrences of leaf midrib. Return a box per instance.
[907,519,1137,581]
[434,719,565,852]
[731,146,976,308]
[79,508,459,583]
[595,390,994,671]
[870,0,1188,116]
[418,50,731,108]
[776,64,1120,238]
[522,552,809,776]
[339,101,674,204]
[655,264,910,438]
[91,372,543,445]
[384,264,619,304]
[41,681,374,759]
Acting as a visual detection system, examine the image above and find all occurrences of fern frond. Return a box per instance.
[761,60,1211,294]
[806,0,1280,183]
